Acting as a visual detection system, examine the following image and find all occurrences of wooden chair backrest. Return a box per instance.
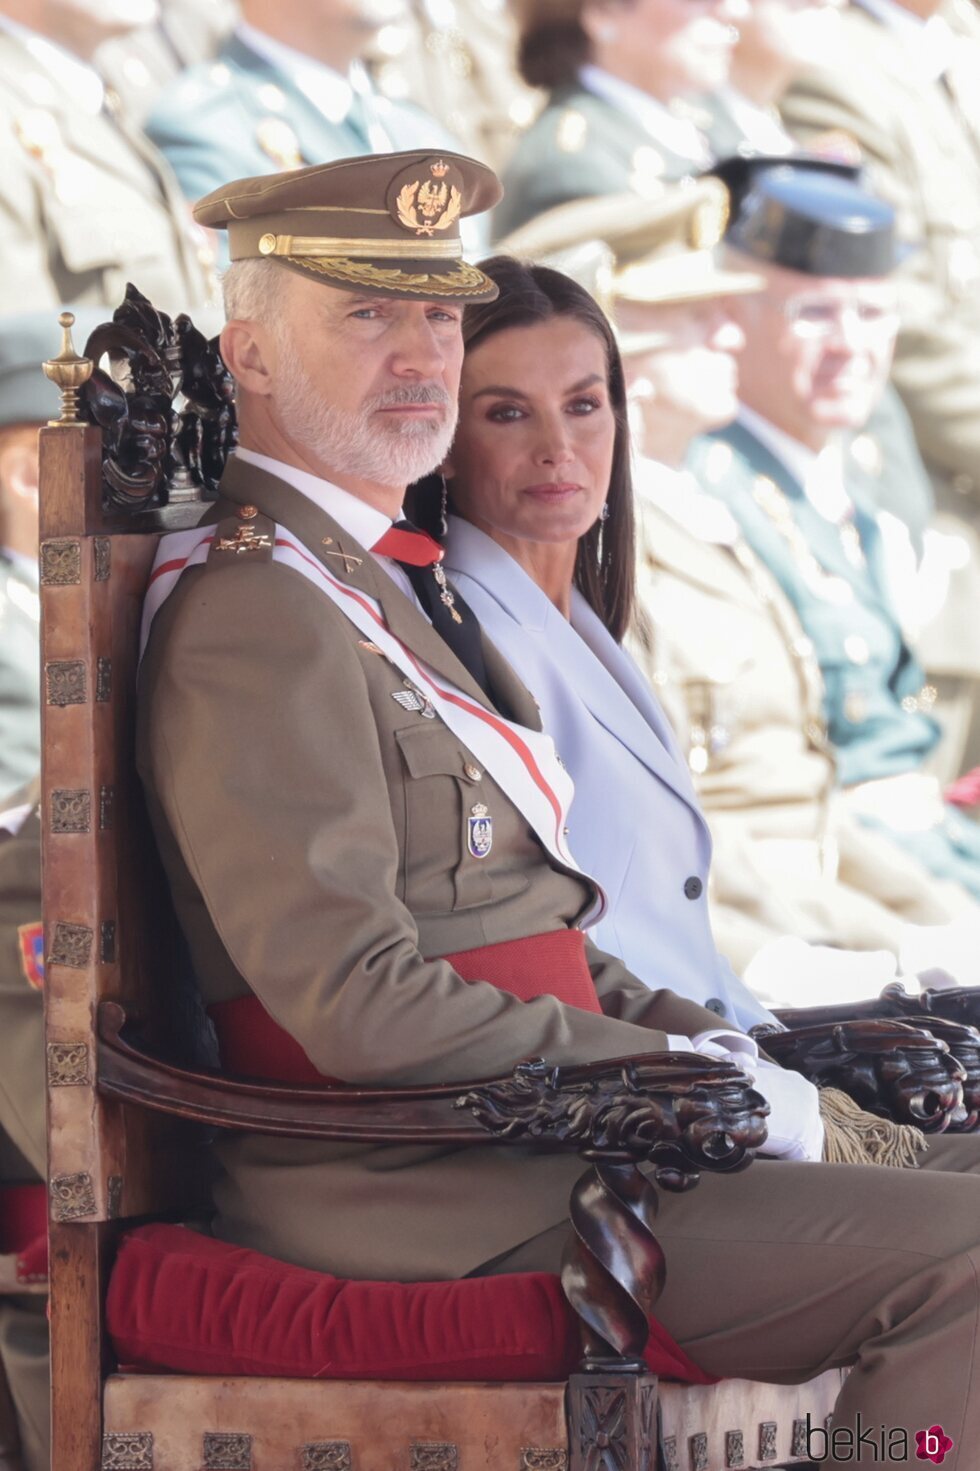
[39,298,233,1469]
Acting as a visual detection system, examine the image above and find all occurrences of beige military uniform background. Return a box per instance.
[0,786,47,1471]
[628,463,970,976]
[365,0,538,169]
[137,457,725,1282]
[782,4,980,502]
[0,30,214,314]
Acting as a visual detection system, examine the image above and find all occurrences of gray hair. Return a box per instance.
[221,258,289,326]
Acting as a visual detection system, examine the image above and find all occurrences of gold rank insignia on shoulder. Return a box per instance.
[215,524,273,555]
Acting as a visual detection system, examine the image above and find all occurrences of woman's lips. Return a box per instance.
[521,482,582,502]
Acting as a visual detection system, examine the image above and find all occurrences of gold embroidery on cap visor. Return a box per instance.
[280,255,496,297]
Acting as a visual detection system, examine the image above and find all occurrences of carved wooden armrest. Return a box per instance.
[752,1018,965,1131]
[98,1002,771,1383]
[773,981,980,1031]
[97,1001,769,1169]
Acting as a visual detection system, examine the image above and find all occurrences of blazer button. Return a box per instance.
[705,997,727,1017]
[684,876,703,900]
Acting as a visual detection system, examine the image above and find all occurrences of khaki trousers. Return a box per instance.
[475,1132,980,1468]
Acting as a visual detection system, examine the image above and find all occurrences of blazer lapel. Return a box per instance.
[215,457,500,714]
[568,594,704,816]
[443,518,702,817]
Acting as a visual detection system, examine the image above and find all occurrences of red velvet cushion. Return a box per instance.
[107,1224,716,1385]
[0,1183,48,1285]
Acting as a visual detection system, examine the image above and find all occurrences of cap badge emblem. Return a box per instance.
[393,158,463,237]
[468,803,493,859]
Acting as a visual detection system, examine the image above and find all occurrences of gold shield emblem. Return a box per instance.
[390,158,463,237]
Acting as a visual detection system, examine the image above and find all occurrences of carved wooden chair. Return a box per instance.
[36,294,967,1471]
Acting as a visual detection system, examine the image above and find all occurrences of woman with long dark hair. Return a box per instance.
[426,251,773,1030]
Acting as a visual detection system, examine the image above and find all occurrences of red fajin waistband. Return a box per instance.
[207,929,600,1085]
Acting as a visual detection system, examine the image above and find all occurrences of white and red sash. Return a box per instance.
[141,525,606,926]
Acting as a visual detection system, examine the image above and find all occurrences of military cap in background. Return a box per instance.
[195,149,502,301]
[711,153,905,278]
[498,178,762,351]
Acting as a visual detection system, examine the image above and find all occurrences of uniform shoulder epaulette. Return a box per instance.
[205,506,276,568]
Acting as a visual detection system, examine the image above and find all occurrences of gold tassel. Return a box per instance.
[819,1087,927,1168]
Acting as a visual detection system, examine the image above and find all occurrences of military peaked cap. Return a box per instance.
[710,154,906,279]
[194,149,503,302]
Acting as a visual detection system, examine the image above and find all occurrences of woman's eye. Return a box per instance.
[568,396,602,415]
[487,403,526,422]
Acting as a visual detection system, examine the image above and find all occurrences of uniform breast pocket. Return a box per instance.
[394,724,493,914]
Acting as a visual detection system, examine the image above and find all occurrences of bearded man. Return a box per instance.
[136,150,980,1462]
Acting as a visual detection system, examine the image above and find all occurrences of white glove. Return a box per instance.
[666,1027,823,1162]
[750,1058,824,1162]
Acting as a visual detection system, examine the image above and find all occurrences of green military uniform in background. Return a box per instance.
[630,452,967,978]
[700,417,980,899]
[496,81,708,238]
[0,786,46,1471]
[0,24,214,314]
[146,27,460,209]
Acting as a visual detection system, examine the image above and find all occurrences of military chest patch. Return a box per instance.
[468,803,493,858]
[17,922,44,990]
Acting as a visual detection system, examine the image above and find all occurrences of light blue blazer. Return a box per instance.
[444,518,775,1032]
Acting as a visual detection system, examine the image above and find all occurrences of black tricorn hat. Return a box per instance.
[708,154,906,279]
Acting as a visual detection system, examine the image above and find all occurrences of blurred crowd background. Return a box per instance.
[5,0,980,1003]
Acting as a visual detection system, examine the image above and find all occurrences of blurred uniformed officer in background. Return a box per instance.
[702,0,842,157]
[781,0,980,508]
[494,0,742,238]
[95,0,235,123]
[0,0,216,315]
[697,155,980,902]
[146,0,461,210]
[500,183,980,998]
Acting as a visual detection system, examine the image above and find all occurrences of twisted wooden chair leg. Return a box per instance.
[562,1163,665,1471]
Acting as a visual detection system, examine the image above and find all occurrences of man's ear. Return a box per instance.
[440,455,456,481]
[220,320,276,397]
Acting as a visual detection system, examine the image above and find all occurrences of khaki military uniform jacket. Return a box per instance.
[137,457,723,1281]
[629,460,960,974]
[0,31,213,315]
[781,2,980,501]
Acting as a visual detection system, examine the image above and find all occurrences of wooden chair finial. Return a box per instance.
[42,311,93,427]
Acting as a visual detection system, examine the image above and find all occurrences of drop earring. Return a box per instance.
[599,501,610,523]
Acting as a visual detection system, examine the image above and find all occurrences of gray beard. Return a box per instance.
[275,355,457,489]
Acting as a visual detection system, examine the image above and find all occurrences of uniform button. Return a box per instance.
[684,876,703,900]
[705,997,727,1016]
[463,762,482,781]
